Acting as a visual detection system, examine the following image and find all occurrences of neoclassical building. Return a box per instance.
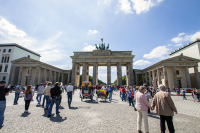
[1,39,200,90]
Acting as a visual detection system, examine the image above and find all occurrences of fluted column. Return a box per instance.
[93,62,98,85]
[163,66,169,88]
[58,72,60,82]
[185,67,191,88]
[68,73,70,84]
[71,62,76,85]
[42,68,46,84]
[17,66,23,84]
[157,69,161,86]
[107,62,111,85]
[49,69,52,82]
[11,65,16,84]
[148,71,152,86]
[27,67,32,85]
[145,72,148,84]
[173,66,178,87]
[152,70,156,88]
[54,71,57,84]
[129,63,134,86]
[34,67,40,85]
[82,62,87,82]
[117,62,122,86]
[194,66,200,88]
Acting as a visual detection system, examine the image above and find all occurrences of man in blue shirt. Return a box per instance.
[13,83,22,105]
[108,85,112,101]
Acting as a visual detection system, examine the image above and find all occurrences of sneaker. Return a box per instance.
[0,125,4,129]
[47,115,51,118]
[44,109,46,114]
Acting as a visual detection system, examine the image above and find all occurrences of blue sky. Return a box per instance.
[0,0,200,83]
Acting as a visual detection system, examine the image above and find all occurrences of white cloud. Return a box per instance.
[111,66,126,72]
[167,44,172,46]
[174,43,182,47]
[131,0,163,14]
[178,32,185,36]
[171,31,200,44]
[0,31,3,35]
[87,30,98,35]
[82,45,96,51]
[115,11,119,14]
[0,17,26,37]
[134,60,151,66]
[143,45,170,59]
[118,0,133,14]
[171,36,183,43]
[98,0,113,5]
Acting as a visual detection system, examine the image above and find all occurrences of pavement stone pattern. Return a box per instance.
[1,90,200,133]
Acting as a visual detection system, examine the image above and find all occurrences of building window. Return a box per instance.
[8,49,11,52]
[176,70,179,75]
[2,76,6,80]
[7,57,9,63]
[4,65,8,72]
[4,57,7,63]
[1,57,4,63]
[3,49,6,53]
[0,66,2,72]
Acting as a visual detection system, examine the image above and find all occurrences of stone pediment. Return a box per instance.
[11,57,39,63]
[165,55,200,62]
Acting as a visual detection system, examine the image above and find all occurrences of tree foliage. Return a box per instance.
[112,75,127,85]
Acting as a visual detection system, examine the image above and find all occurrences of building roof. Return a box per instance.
[0,43,41,57]
[169,39,200,56]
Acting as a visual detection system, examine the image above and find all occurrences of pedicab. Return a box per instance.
[80,81,93,101]
[96,89,108,102]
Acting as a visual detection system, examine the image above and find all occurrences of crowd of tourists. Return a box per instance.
[0,80,199,132]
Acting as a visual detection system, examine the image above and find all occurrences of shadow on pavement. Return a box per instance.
[59,106,65,110]
[83,100,98,104]
[50,114,67,123]
[148,112,160,119]
[69,107,79,110]
[21,112,31,117]
[35,105,41,107]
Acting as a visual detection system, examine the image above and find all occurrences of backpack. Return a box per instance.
[131,92,134,98]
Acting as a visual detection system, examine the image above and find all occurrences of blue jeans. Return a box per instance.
[183,94,187,100]
[45,96,50,110]
[122,93,126,101]
[0,101,6,127]
[36,94,42,103]
[67,92,73,106]
[42,95,45,106]
[14,93,20,104]
[109,92,112,101]
[48,98,59,115]
[128,97,134,106]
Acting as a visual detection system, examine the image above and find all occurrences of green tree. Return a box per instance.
[112,75,127,85]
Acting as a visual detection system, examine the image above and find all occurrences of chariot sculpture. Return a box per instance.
[95,38,109,50]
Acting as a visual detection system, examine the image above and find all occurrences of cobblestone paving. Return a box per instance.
[1,91,200,133]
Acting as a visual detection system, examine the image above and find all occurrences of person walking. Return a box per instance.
[0,81,9,129]
[108,85,112,101]
[66,83,74,108]
[47,82,62,117]
[10,84,14,93]
[182,89,187,100]
[13,83,22,105]
[128,88,134,107]
[151,84,177,133]
[43,82,52,113]
[36,83,44,105]
[121,86,126,102]
[24,85,32,113]
[135,86,151,133]
[193,88,198,102]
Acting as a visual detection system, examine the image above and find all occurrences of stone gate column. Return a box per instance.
[71,62,76,85]
[82,62,86,82]
[34,67,39,85]
[185,67,191,88]
[152,70,156,88]
[27,67,32,85]
[117,62,122,86]
[107,62,111,85]
[148,71,152,86]
[142,73,145,84]
[61,73,64,82]
[49,69,52,82]
[157,69,161,85]
[163,66,169,88]
[54,71,57,84]
[11,65,16,84]
[173,66,178,87]
[129,63,134,86]
[68,73,70,84]
[17,66,23,84]
[58,72,60,82]
[194,65,200,88]
[93,62,98,85]
[145,72,148,84]
[42,68,46,84]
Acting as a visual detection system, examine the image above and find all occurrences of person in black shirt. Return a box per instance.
[47,82,62,117]
[0,81,9,129]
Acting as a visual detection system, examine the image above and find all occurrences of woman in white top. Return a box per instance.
[31,85,35,98]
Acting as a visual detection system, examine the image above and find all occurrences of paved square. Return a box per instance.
[1,91,200,133]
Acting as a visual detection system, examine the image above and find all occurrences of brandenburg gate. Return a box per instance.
[70,50,135,86]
